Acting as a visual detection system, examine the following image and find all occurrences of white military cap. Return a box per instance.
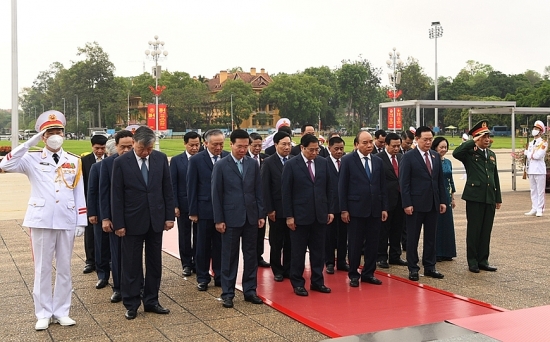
[276,118,291,130]
[35,110,66,131]
[534,120,545,132]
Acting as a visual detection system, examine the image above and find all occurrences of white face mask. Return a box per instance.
[46,135,64,150]
[532,129,541,137]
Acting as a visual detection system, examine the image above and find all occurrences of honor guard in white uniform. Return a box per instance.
[0,110,87,330]
[524,120,548,217]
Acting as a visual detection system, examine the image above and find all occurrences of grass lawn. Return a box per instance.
[0,135,528,157]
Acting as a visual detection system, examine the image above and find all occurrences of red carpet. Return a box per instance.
[162,229,503,337]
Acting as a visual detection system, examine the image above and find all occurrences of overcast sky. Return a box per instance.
[1,0,549,110]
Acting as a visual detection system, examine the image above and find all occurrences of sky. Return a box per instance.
[1,0,549,110]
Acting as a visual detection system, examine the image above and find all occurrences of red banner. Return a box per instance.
[387,107,403,130]
[386,89,403,99]
[146,104,168,131]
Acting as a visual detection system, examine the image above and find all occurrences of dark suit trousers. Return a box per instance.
[221,221,258,299]
[268,218,291,277]
[257,225,266,262]
[177,213,197,269]
[347,216,380,280]
[325,215,348,268]
[109,232,122,292]
[93,223,111,281]
[405,208,438,273]
[196,219,222,284]
[121,228,163,311]
[84,222,95,265]
[378,205,404,262]
[289,222,326,288]
[465,201,495,267]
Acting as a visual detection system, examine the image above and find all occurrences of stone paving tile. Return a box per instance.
[219,325,281,341]
[160,321,217,339]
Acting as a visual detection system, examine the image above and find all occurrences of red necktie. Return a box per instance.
[391,155,398,177]
[336,159,340,170]
[424,152,432,175]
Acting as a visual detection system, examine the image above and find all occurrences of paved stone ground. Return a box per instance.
[1,165,549,341]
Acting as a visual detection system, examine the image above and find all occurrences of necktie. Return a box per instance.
[237,160,243,174]
[282,157,287,165]
[391,155,398,177]
[53,153,59,164]
[424,152,432,175]
[364,156,371,180]
[336,159,340,170]
[307,160,315,182]
[213,155,218,164]
[141,158,148,185]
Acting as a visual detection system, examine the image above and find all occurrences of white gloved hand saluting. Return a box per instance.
[24,129,46,149]
[75,226,85,237]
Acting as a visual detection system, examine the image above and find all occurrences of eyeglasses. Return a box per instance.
[304,147,320,153]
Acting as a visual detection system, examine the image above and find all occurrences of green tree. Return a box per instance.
[304,66,339,128]
[215,80,258,129]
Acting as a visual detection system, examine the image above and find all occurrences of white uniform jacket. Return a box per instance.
[525,137,548,175]
[0,144,87,229]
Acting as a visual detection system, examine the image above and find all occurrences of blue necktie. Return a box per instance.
[282,157,287,165]
[213,155,218,163]
[237,160,243,174]
[364,156,371,180]
[141,158,148,185]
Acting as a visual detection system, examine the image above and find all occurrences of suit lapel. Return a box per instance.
[353,152,369,181]
[299,157,314,183]
[130,153,146,187]
[203,151,214,171]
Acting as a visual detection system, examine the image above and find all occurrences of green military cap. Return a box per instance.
[469,120,490,137]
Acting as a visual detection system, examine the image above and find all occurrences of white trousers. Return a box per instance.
[30,228,74,320]
[528,174,546,213]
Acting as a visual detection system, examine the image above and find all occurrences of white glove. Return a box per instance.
[75,226,85,237]
[24,129,46,148]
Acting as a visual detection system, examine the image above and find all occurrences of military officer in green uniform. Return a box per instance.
[452,120,501,273]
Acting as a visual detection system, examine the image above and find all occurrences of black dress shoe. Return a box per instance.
[125,309,137,320]
[83,264,95,274]
[350,278,359,287]
[96,279,108,289]
[362,276,382,285]
[389,259,408,266]
[294,287,309,296]
[182,266,192,277]
[337,264,350,271]
[222,298,234,308]
[244,294,264,304]
[326,264,335,274]
[197,283,208,291]
[310,284,331,293]
[377,260,389,269]
[274,274,284,282]
[469,265,480,273]
[424,270,444,279]
[144,304,170,314]
[479,264,497,272]
[110,292,122,303]
[258,260,271,268]
[409,271,419,281]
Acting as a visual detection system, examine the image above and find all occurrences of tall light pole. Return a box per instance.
[386,47,402,132]
[75,95,79,139]
[230,94,234,132]
[10,0,19,148]
[429,21,443,131]
[62,97,66,114]
[145,35,168,151]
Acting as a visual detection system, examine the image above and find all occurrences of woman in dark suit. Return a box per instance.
[431,137,457,262]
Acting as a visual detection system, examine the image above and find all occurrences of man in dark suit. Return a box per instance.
[112,126,175,319]
[452,120,501,273]
[248,132,270,268]
[282,134,334,296]
[290,124,329,158]
[339,131,388,288]
[99,130,134,303]
[399,130,414,155]
[374,129,387,154]
[81,135,107,274]
[87,140,114,291]
[399,126,447,281]
[375,133,407,268]
[265,126,293,156]
[170,131,201,277]
[212,130,266,308]
[187,129,229,291]
[262,132,293,282]
[325,136,349,274]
